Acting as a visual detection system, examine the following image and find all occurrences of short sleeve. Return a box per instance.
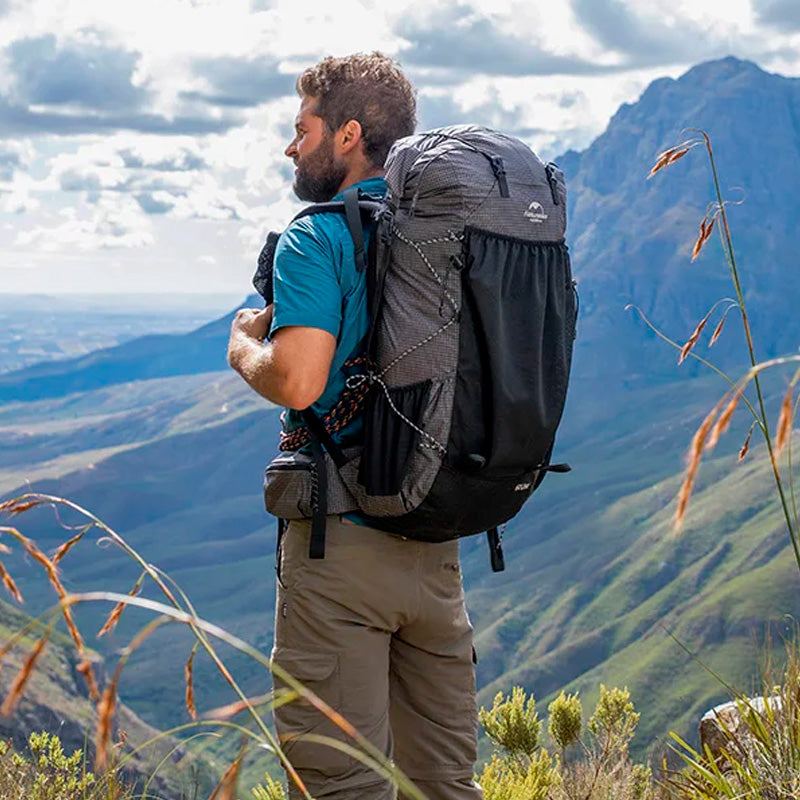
[269,219,342,340]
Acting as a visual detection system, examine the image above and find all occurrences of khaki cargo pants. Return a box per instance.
[271,515,484,800]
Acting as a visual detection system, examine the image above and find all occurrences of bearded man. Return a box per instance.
[227,52,484,800]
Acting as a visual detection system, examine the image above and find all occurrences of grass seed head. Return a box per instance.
[185,645,198,721]
[0,560,23,603]
[96,675,119,772]
[1,631,51,717]
[52,527,91,565]
[739,425,755,462]
[676,404,719,530]
[679,306,717,365]
[76,659,100,704]
[775,385,794,458]
[0,499,41,515]
[707,389,742,451]
[691,213,716,261]
[208,755,242,800]
[648,141,695,178]
[97,577,143,638]
[709,314,727,347]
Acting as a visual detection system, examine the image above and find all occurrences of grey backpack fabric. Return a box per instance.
[262,125,577,568]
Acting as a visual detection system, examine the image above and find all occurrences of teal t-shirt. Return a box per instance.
[268,176,385,446]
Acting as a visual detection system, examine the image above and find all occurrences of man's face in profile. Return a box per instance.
[285,96,347,202]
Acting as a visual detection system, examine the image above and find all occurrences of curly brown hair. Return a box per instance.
[296,52,416,169]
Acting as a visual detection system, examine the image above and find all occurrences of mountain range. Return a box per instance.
[1,55,799,775]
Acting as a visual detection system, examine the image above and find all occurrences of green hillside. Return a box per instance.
[2,356,797,769]
[0,598,220,796]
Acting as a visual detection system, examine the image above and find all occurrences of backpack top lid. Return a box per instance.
[383,125,567,244]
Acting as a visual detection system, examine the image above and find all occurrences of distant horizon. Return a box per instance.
[0,290,246,314]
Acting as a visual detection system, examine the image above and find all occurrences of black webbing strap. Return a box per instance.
[487,527,505,573]
[309,435,327,560]
[301,408,348,469]
[365,224,393,359]
[302,407,349,561]
[343,187,367,272]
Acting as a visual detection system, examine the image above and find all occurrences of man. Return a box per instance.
[228,53,484,800]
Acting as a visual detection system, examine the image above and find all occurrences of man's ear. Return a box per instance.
[337,119,363,155]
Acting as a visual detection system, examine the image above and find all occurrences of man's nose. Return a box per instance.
[285,140,297,158]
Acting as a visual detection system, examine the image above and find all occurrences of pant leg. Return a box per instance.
[389,540,484,800]
[272,517,415,800]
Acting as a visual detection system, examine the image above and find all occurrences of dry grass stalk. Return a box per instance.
[0,499,41,515]
[679,306,716,364]
[691,213,716,261]
[0,635,17,666]
[709,314,727,347]
[97,576,143,638]
[204,691,278,721]
[208,755,242,800]
[739,424,755,462]
[185,644,198,721]
[60,605,85,655]
[52,525,92,565]
[676,404,720,530]
[706,389,743,451]
[775,385,794,458]
[648,143,694,178]
[0,559,23,603]
[96,669,120,771]
[21,537,62,593]
[0,630,51,716]
[76,659,101,703]
[19,537,87,655]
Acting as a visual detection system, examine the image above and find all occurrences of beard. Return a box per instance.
[293,132,348,202]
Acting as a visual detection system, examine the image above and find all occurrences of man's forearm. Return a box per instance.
[227,306,336,410]
[228,331,292,406]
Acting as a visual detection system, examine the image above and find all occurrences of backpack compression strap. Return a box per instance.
[486,528,505,573]
[302,408,349,560]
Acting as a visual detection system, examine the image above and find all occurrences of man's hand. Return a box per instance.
[230,305,273,343]
[227,305,273,371]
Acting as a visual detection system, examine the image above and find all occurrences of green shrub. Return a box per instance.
[252,770,287,800]
[548,691,583,752]
[0,731,102,800]
[478,684,659,800]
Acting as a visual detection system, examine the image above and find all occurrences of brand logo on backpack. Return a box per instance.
[514,482,532,492]
[524,201,548,224]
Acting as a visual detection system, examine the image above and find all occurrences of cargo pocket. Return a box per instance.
[358,379,431,496]
[271,647,350,774]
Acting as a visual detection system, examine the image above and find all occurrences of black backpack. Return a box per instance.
[257,125,577,571]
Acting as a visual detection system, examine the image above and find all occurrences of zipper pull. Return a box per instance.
[489,156,510,198]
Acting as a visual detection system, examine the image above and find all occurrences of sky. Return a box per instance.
[0,0,798,297]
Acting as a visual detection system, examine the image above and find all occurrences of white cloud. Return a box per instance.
[1,0,800,293]
[15,193,153,249]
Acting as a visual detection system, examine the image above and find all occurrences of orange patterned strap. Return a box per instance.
[278,356,371,452]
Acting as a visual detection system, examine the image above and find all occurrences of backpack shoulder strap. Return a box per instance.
[290,190,383,273]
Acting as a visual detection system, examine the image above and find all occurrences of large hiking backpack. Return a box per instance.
[258,125,577,571]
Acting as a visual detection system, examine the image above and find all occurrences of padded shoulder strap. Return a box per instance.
[344,187,367,271]
[290,192,383,273]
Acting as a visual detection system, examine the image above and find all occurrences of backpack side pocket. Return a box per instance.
[448,228,575,476]
[358,378,431,496]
